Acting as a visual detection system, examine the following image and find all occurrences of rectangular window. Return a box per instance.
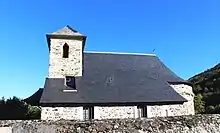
[137,106,147,118]
[83,106,94,120]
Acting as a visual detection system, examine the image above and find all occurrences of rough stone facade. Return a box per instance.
[94,106,138,119]
[1,114,220,133]
[147,84,195,118]
[48,38,83,78]
[41,107,83,120]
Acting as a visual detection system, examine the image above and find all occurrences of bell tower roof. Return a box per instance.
[46,25,87,50]
[50,25,85,36]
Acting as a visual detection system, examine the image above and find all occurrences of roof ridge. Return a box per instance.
[65,25,78,33]
[49,25,84,36]
[84,51,156,56]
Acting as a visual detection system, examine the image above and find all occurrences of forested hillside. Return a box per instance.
[188,63,220,114]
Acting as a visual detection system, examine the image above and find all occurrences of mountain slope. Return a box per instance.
[188,63,220,114]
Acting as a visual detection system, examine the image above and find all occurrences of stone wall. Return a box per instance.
[41,107,83,120]
[94,106,137,119]
[48,38,83,78]
[147,84,195,118]
[1,114,220,133]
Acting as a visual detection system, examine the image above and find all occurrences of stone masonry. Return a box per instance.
[147,84,195,118]
[94,106,138,120]
[1,114,220,133]
[41,107,83,120]
[48,38,83,78]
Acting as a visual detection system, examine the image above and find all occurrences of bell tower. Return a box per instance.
[46,25,86,78]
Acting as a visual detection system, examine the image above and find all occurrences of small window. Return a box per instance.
[63,43,69,58]
[137,106,147,118]
[65,76,76,89]
[83,106,94,120]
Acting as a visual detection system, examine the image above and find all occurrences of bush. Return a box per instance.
[26,105,41,119]
[0,96,41,120]
[206,105,215,113]
[194,94,205,114]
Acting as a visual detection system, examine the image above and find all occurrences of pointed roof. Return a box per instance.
[46,25,87,50]
[49,25,85,37]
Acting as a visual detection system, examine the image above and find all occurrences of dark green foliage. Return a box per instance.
[206,105,215,113]
[0,96,41,120]
[26,105,41,119]
[194,94,205,114]
[189,63,220,114]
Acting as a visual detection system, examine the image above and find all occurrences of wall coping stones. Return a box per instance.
[0,114,220,133]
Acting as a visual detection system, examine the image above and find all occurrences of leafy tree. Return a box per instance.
[206,105,215,113]
[204,87,209,93]
[26,105,41,119]
[0,96,41,120]
[213,104,220,113]
[209,87,214,92]
[194,94,205,114]
[193,85,203,93]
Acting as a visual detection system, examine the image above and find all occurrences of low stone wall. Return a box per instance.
[1,114,220,133]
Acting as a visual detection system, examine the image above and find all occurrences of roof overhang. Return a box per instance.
[168,81,193,86]
[46,34,87,51]
[23,88,43,106]
[39,100,187,107]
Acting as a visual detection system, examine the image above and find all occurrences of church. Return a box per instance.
[25,25,195,120]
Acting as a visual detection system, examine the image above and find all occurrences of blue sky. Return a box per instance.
[1,0,220,98]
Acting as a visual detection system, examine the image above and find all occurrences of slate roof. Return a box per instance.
[23,88,43,106]
[38,52,189,106]
[50,25,85,36]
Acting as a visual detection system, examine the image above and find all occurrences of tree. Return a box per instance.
[193,85,203,93]
[26,105,41,119]
[206,105,215,113]
[209,87,214,92]
[0,96,41,120]
[194,94,205,114]
[204,87,209,93]
[213,104,220,113]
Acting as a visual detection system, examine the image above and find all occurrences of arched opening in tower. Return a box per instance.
[63,43,69,58]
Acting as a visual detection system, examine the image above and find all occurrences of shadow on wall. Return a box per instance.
[0,97,41,120]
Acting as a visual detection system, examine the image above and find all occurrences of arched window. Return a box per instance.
[63,43,69,58]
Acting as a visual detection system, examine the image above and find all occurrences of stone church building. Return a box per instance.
[25,25,195,120]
